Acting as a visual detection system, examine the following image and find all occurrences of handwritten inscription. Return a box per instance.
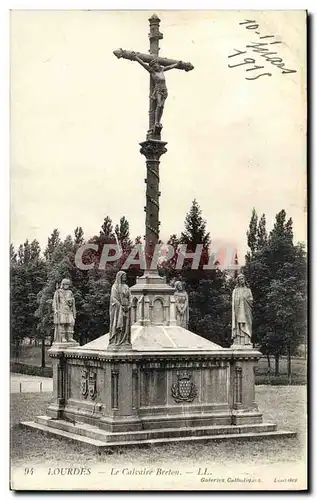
[228,19,297,80]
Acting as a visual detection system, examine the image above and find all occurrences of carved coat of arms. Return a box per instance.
[81,369,88,398]
[81,368,97,400]
[171,371,197,403]
[88,370,97,400]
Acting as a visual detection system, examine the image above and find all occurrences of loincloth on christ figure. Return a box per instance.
[151,82,168,100]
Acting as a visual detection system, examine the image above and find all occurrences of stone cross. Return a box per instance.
[113,14,194,276]
[113,14,193,139]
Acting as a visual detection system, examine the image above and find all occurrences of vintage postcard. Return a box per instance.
[10,10,307,491]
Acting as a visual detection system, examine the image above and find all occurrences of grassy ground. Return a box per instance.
[255,356,307,385]
[11,386,306,468]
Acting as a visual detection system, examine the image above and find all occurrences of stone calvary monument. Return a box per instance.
[23,14,294,447]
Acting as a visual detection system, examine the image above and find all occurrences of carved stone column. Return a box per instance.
[140,139,167,276]
[169,295,177,326]
[47,350,66,419]
[47,341,78,419]
[100,360,142,433]
[230,352,262,425]
[148,13,163,139]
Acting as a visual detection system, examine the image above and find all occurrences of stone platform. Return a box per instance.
[22,417,295,450]
[21,323,295,447]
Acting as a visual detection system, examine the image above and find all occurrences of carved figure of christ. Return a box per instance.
[113,48,194,133]
[131,53,181,128]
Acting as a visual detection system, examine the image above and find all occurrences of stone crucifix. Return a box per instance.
[113,14,194,276]
[113,13,194,139]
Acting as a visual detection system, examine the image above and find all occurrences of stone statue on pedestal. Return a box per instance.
[174,281,189,329]
[232,273,253,347]
[109,271,132,348]
[52,278,76,343]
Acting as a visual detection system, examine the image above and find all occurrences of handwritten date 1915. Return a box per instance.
[228,48,272,80]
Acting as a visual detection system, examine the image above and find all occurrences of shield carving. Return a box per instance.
[178,376,192,399]
[88,370,97,400]
[171,371,197,403]
[81,369,88,398]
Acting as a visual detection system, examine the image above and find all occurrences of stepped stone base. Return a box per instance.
[22,286,295,449]
[21,417,296,450]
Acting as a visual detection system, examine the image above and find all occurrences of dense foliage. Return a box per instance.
[10,202,306,375]
[243,209,307,377]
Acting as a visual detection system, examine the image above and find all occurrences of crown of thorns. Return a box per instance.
[149,58,159,66]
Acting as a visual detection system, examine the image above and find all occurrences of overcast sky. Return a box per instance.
[10,10,306,260]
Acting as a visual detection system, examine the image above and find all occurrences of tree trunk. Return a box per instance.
[41,338,46,368]
[274,354,279,376]
[287,343,292,385]
[267,354,271,374]
[15,338,20,359]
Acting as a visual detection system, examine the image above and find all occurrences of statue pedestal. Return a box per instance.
[130,273,177,326]
[107,344,133,351]
[50,340,79,350]
[231,343,253,350]
[23,274,294,445]
[47,340,79,419]
[22,326,295,446]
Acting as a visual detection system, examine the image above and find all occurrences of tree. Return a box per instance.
[180,199,211,252]
[190,269,232,346]
[163,200,231,346]
[36,237,75,365]
[243,254,270,349]
[36,233,90,351]
[82,272,112,342]
[11,263,28,357]
[100,216,114,238]
[10,244,17,264]
[85,216,117,271]
[246,208,258,257]
[244,209,277,352]
[74,226,85,246]
[266,272,305,381]
[263,211,294,373]
[159,234,180,283]
[44,229,61,262]
[115,216,132,249]
[37,216,138,348]
[256,214,268,251]
[10,239,47,359]
[243,209,307,378]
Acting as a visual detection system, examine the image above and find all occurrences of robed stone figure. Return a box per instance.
[232,274,253,347]
[109,271,132,348]
[174,281,189,329]
[52,278,76,343]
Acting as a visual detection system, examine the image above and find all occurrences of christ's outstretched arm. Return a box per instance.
[132,52,151,72]
[163,62,181,72]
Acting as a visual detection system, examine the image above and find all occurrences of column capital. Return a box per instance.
[140,139,167,160]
